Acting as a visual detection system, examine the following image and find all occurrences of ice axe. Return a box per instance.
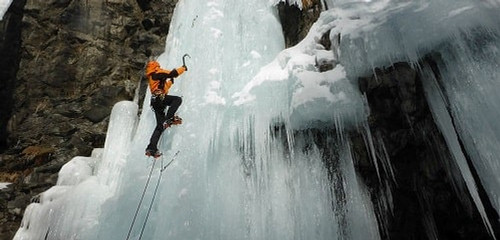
[182,54,191,70]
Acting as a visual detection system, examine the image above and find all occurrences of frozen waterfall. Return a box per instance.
[13,0,500,240]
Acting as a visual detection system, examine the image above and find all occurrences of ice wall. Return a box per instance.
[274,0,500,237]
[330,0,500,236]
[421,65,497,237]
[233,8,367,130]
[93,0,379,239]
[419,30,500,237]
[333,0,499,78]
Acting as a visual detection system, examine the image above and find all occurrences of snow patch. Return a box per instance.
[0,182,11,190]
[0,0,12,20]
[233,9,366,129]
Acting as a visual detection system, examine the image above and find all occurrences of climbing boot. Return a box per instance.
[145,149,162,158]
[163,116,183,129]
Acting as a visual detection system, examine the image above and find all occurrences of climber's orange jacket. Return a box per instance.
[146,60,186,95]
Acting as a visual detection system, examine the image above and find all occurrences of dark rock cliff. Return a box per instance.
[277,0,321,48]
[0,0,25,153]
[0,0,178,238]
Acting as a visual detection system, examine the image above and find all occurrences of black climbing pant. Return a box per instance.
[146,95,182,151]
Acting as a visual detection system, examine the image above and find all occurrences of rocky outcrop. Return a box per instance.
[277,0,322,47]
[0,0,178,238]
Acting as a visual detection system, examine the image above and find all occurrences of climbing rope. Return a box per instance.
[138,157,164,239]
[125,160,157,240]
[126,150,180,240]
[161,150,180,172]
[138,150,180,239]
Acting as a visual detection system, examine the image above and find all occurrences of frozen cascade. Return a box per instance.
[421,66,496,237]
[14,101,138,239]
[15,0,379,239]
[330,0,500,237]
[12,0,500,239]
[421,32,500,220]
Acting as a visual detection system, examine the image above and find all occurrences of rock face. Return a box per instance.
[0,0,178,238]
[0,0,25,153]
[277,0,322,47]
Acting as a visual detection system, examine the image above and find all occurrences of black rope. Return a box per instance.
[44,227,50,240]
[126,160,157,240]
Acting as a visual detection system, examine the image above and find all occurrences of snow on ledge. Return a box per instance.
[0,182,11,190]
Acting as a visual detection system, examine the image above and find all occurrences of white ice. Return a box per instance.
[0,0,12,20]
[0,0,12,21]
[0,182,11,190]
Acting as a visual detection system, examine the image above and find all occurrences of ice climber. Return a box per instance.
[145,60,187,158]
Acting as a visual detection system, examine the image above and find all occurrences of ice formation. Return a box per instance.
[0,0,12,20]
[13,0,500,239]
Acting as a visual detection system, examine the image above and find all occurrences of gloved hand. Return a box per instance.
[183,65,188,71]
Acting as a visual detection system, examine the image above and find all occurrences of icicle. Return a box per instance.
[361,121,382,182]
[421,65,497,239]
[340,139,381,240]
